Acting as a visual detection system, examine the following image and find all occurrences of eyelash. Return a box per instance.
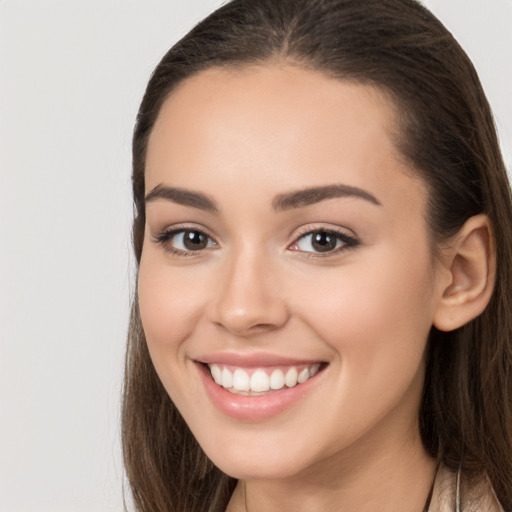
[288,226,360,257]
[152,226,217,257]
[152,226,359,257]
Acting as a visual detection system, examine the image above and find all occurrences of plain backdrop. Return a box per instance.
[0,1,510,511]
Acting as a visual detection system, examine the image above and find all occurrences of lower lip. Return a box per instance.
[196,363,324,421]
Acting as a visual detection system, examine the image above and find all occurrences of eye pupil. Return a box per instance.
[183,230,207,250]
[312,231,337,252]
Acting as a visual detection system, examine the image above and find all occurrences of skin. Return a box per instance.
[138,65,457,511]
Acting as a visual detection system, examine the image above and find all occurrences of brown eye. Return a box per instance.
[182,230,208,250]
[311,231,338,252]
[290,229,359,255]
[153,228,217,254]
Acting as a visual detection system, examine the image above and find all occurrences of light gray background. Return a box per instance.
[0,1,510,511]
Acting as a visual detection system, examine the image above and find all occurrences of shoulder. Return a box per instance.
[429,465,504,512]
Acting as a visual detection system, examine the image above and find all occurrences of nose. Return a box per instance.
[208,249,290,336]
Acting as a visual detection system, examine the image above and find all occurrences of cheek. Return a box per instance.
[137,253,210,360]
[289,246,436,386]
[137,254,217,414]
[285,258,434,449]
[302,242,434,334]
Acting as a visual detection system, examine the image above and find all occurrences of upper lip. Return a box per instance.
[196,352,325,367]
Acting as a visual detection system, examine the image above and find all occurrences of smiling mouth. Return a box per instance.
[205,362,325,396]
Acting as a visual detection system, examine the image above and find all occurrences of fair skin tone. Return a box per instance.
[138,65,495,512]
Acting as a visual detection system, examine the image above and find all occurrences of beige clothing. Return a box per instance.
[429,466,504,512]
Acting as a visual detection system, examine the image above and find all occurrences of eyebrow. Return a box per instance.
[144,183,381,213]
[272,184,382,211]
[145,184,219,212]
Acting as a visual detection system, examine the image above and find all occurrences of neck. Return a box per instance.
[226,422,436,512]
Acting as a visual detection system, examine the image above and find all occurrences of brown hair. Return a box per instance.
[122,1,512,510]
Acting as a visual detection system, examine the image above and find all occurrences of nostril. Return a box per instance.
[210,303,290,336]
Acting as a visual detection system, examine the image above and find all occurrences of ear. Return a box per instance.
[433,214,496,332]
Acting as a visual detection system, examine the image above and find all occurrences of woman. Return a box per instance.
[122,1,512,510]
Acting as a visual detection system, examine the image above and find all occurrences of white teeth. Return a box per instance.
[250,369,270,392]
[310,363,320,377]
[207,363,322,393]
[210,364,222,384]
[284,367,298,387]
[233,368,250,391]
[297,368,309,384]
[222,367,233,388]
[269,369,285,390]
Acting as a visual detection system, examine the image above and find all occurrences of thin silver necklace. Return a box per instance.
[423,466,462,512]
[455,466,462,512]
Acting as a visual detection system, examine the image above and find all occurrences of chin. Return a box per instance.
[212,455,303,481]
[198,433,317,481]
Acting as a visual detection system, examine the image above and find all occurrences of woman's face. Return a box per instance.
[138,65,449,480]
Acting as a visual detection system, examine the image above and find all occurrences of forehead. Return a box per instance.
[148,64,400,161]
[145,64,424,213]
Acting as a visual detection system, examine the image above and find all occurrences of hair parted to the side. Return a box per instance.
[122,1,512,510]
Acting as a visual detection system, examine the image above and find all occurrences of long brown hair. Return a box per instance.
[122,1,512,510]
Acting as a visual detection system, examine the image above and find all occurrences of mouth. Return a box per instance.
[206,362,323,396]
[195,353,328,420]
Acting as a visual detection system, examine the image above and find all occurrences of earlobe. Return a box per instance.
[433,214,496,332]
